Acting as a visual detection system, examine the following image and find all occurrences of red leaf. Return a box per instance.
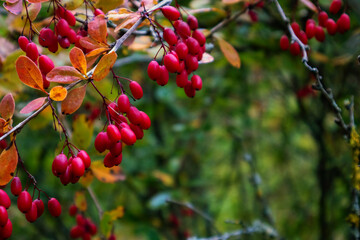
[3,0,23,15]
[46,66,85,84]
[20,97,47,114]
[79,37,106,50]
[88,15,108,44]
[61,85,87,115]
[0,94,15,120]
[15,56,45,92]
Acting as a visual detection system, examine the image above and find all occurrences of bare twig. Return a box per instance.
[87,186,104,220]
[208,8,247,38]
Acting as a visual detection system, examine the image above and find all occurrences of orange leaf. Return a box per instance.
[47,66,85,84]
[218,38,241,68]
[0,93,15,120]
[70,47,87,75]
[0,142,18,186]
[16,56,45,92]
[61,85,87,115]
[86,47,109,58]
[107,8,135,21]
[49,86,68,101]
[92,52,117,81]
[28,2,42,21]
[300,0,318,13]
[79,37,106,50]
[115,15,140,33]
[90,161,125,183]
[88,15,107,44]
[20,97,47,114]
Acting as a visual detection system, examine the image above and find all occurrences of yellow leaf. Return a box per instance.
[0,141,18,186]
[94,0,124,13]
[108,206,124,221]
[74,191,87,212]
[92,52,117,81]
[218,38,241,68]
[70,47,87,75]
[153,170,174,187]
[90,161,126,183]
[49,86,68,101]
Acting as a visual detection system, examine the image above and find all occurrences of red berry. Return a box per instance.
[56,19,71,36]
[163,28,178,46]
[279,35,289,50]
[176,21,191,39]
[184,81,196,98]
[185,54,198,72]
[192,30,206,46]
[69,204,78,216]
[53,153,68,175]
[291,22,300,36]
[0,206,8,227]
[67,29,77,44]
[186,37,200,55]
[120,127,137,145]
[298,30,308,44]
[164,54,180,73]
[11,176,22,196]
[94,8,104,16]
[187,15,198,30]
[76,214,86,226]
[117,94,131,113]
[70,225,85,238]
[129,81,143,100]
[72,157,85,177]
[110,141,122,157]
[48,198,62,217]
[56,7,65,18]
[17,191,32,213]
[59,37,71,49]
[161,6,180,21]
[60,166,72,185]
[127,106,142,125]
[77,150,91,169]
[39,28,54,47]
[26,43,39,63]
[89,222,98,235]
[305,23,316,39]
[113,153,123,166]
[157,65,169,86]
[103,152,115,168]
[25,202,38,223]
[94,132,110,153]
[176,42,188,60]
[147,60,160,80]
[139,111,151,130]
[0,219,12,239]
[326,19,337,35]
[248,10,258,22]
[39,55,55,75]
[318,11,328,27]
[34,199,44,218]
[329,0,342,15]
[18,36,29,52]
[337,13,350,34]
[176,70,188,88]
[107,124,122,143]
[315,26,325,42]
[64,10,76,26]
[48,40,59,53]
[289,42,301,56]
[0,190,10,209]
[130,123,144,140]
[191,75,202,90]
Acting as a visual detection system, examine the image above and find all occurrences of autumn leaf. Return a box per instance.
[61,84,87,115]
[46,66,86,84]
[20,97,47,114]
[49,86,68,101]
[3,0,23,15]
[88,15,108,44]
[70,47,87,75]
[28,2,42,21]
[0,141,18,186]
[101,206,124,237]
[300,0,318,13]
[90,160,126,183]
[217,37,241,68]
[94,0,124,13]
[79,170,93,187]
[0,93,15,120]
[92,52,117,81]
[86,47,108,68]
[74,191,87,212]
[16,56,46,92]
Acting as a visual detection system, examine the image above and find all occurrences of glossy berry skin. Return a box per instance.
[77,150,91,169]
[129,81,143,100]
[176,42,188,60]
[187,15,198,30]
[53,153,68,175]
[39,55,55,75]
[130,123,144,139]
[176,70,188,88]
[94,132,111,153]
[60,166,72,185]
[56,19,70,36]
[104,152,115,168]
[59,37,71,49]
[64,10,76,26]
[107,124,122,143]
[56,7,65,18]
[157,65,169,86]
[26,43,39,63]
[117,94,131,113]
[329,0,342,15]
[0,206,8,226]
[69,204,78,216]
[298,31,308,45]
[25,202,38,223]
[318,11,328,27]
[326,19,337,35]
[186,37,200,55]
[34,199,44,218]
[191,75,202,90]
[279,35,289,50]
[184,81,196,98]
[110,141,122,157]
[72,157,85,177]
[17,191,32,213]
[147,60,160,80]
[315,26,325,42]
[289,42,301,56]
[192,30,206,46]
[127,106,142,125]
[163,28,178,46]
[176,21,191,39]
[0,219,12,239]
[161,6,180,21]
[185,54,198,72]
[164,54,180,73]
[11,176,22,196]
[120,128,137,145]
[18,36,29,51]
[112,153,123,166]
[139,111,151,130]
[305,23,316,39]
[48,198,62,217]
[337,13,350,34]
[0,190,10,209]
[39,28,55,47]
[94,8,104,16]
[291,22,300,36]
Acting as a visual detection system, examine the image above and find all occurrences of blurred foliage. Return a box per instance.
[0,0,360,239]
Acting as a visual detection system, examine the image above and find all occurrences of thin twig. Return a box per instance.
[87,186,104,220]
[208,8,247,38]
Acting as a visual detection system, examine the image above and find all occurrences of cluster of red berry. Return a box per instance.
[52,150,91,185]
[69,205,97,240]
[280,0,350,56]
[246,0,265,22]
[94,91,151,168]
[147,6,206,98]
[0,183,61,239]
